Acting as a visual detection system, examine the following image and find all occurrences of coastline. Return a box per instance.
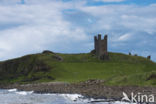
[0,80,156,101]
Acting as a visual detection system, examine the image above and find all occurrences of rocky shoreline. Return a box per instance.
[0,80,156,102]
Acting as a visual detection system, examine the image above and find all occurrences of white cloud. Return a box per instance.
[0,1,88,60]
[0,0,156,61]
[0,0,20,4]
[94,0,125,2]
[78,4,156,35]
[76,3,156,61]
[118,33,131,41]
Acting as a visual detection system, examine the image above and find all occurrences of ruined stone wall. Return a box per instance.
[94,34,109,60]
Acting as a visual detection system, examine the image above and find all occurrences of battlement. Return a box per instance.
[94,34,109,60]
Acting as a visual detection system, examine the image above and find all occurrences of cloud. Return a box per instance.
[0,0,156,61]
[76,3,156,61]
[0,1,89,60]
[118,33,131,41]
[94,0,125,2]
[78,4,156,36]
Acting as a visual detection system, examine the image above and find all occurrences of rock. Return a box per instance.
[90,50,96,54]
[80,79,105,85]
[147,74,156,80]
[42,50,63,61]
[147,55,151,60]
[42,50,54,54]
[53,55,63,61]
[33,62,50,71]
[134,54,138,56]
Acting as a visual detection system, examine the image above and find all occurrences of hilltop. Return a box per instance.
[0,50,156,86]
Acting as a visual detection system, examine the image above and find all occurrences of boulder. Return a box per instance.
[53,55,63,61]
[42,50,54,54]
[147,55,151,60]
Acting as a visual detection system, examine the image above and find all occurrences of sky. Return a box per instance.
[0,0,156,61]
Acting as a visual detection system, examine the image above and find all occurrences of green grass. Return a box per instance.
[0,51,156,86]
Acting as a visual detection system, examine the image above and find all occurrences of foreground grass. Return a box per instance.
[0,51,156,86]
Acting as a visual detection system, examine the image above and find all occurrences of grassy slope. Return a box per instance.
[0,52,156,86]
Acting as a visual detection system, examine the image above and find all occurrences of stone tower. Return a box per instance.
[94,34,109,60]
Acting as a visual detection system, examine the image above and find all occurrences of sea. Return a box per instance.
[0,89,132,104]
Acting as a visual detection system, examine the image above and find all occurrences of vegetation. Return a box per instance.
[0,51,156,86]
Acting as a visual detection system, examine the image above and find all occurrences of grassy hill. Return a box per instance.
[0,51,156,86]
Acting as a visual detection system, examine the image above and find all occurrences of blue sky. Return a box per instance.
[0,0,156,61]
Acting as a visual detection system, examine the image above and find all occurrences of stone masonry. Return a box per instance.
[94,34,109,60]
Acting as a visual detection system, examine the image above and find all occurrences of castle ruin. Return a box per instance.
[94,34,109,60]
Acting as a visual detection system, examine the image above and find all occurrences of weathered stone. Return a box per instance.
[134,54,138,56]
[42,50,54,54]
[53,55,63,61]
[147,55,151,60]
[147,73,156,80]
[94,34,109,60]
[90,49,96,54]
[33,62,50,71]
